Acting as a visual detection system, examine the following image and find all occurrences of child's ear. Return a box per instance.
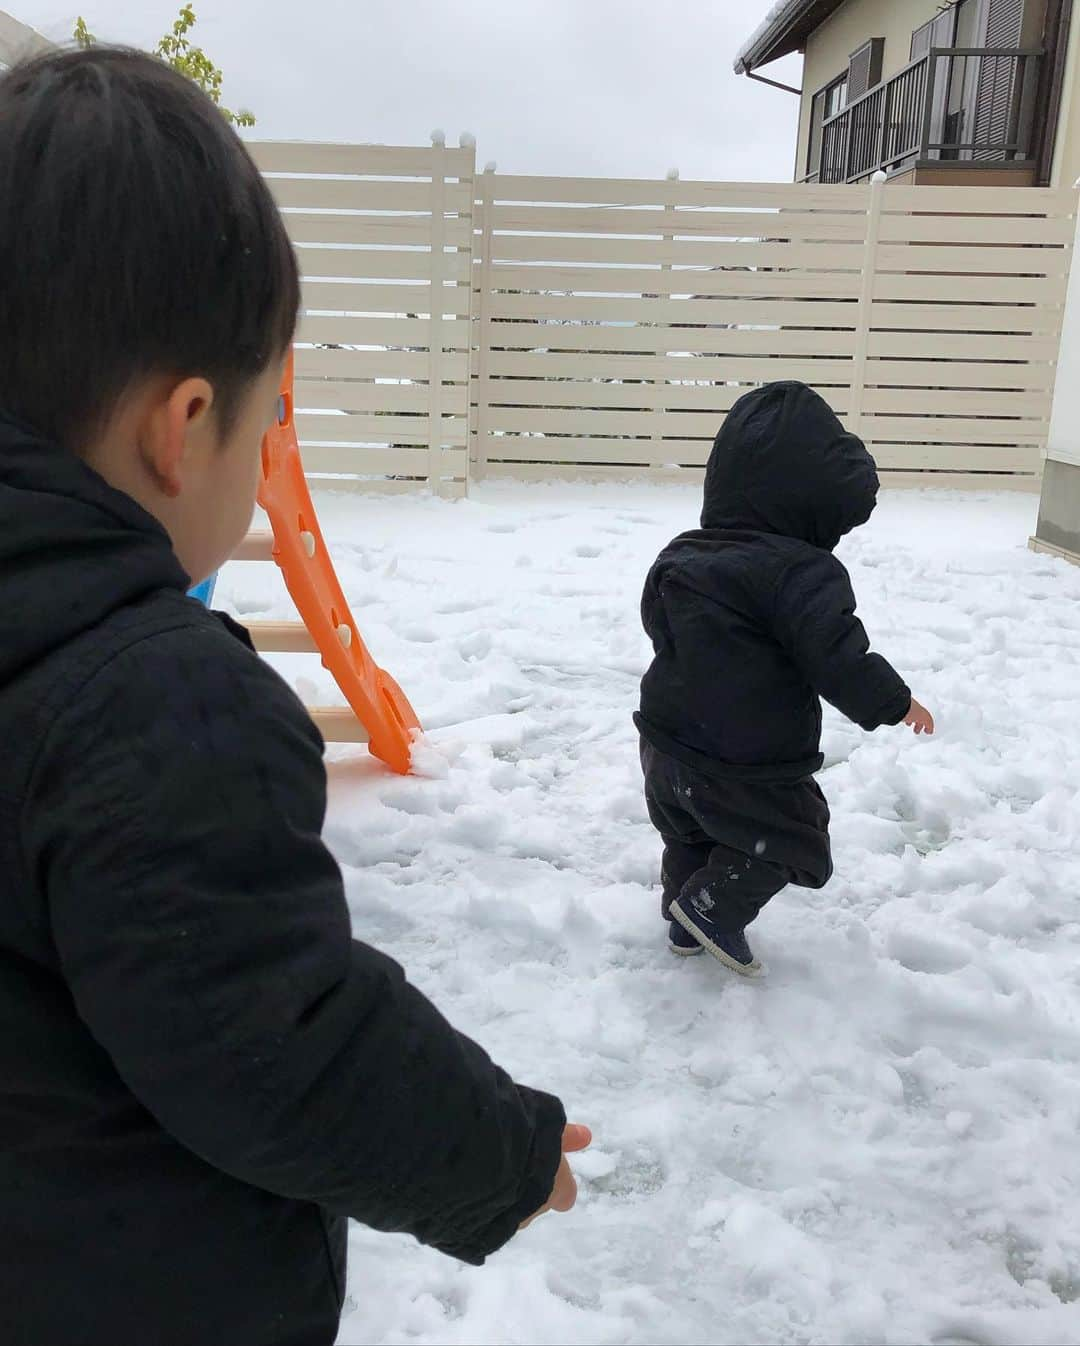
[137,376,215,499]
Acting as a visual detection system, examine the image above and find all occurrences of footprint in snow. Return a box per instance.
[886,926,973,975]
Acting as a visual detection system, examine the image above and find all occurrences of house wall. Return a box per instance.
[1034,188,1080,560]
[795,0,943,178]
[1050,2,1080,185]
[0,10,52,68]
[1034,460,1080,556]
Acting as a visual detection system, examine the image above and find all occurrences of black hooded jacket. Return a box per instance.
[0,413,565,1346]
[636,383,910,783]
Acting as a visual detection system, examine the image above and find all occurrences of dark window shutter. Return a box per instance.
[848,37,884,100]
[972,0,1024,159]
[912,8,959,60]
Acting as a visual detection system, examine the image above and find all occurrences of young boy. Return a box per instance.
[0,49,586,1346]
[636,382,934,975]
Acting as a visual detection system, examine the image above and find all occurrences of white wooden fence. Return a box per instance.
[251,139,476,498]
[253,139,1076,494]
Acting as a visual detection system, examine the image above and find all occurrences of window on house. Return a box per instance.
[825,75,848,119]
[806,73,848,178]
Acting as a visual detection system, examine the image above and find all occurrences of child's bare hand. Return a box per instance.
[904,698,935,736]
[519,1124,592,1229]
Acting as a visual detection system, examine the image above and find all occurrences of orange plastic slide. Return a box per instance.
[256,354,421,775]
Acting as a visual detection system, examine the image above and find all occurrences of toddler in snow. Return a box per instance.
[636,382,933,973]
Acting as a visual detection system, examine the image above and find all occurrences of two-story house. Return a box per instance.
[737,0,1080,563]
[736,0,1078,188]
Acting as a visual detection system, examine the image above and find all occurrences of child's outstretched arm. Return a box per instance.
[772,551,931,735]
[23,621,580,1264]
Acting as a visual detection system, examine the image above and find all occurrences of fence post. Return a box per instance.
[471,162,496,481]
[427,130,448,497]
[849,168,885,440]
[456,133,477,498]
[650,167,679,472]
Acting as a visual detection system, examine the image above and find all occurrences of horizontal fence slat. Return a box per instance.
[485,264,864,299]
[479,462,1038,489]
[484,324,857,357]
[863,358,1055,391]
[296,314,471,347]
[488,205,868,241]
[869,301,1060,334]
[488,175,871,211]
[479,435,1042,473]
[875,243,1069,277]
[487,234,864,269]
[297,445,470,476]
[867,331,1058,361]
[880,184,1075,216]
[485,292,859,327]
[293,246,472,282]
[859,415,1048,444]
[481,361,856,404]
[302,280,472,317]
[483,393,1051,434]
[296,381,439,413]
[486,407,778,436]
[480,436,713,465]
[864,443,1041,471]
[873,272,1063,303]
[267,176,473,213]
[878,212,1075,246]
[250,140,475,177]
[861,387,1049,417]
[295,347,469,381]
[483,350,850,380]
[296,411,468,446]
[285,213,473,248]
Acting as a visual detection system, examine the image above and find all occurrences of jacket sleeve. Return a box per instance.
[640,560,661,644]
[21,622,565,1265]
[771,551,911,731]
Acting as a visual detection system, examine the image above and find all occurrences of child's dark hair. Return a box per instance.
[0,47,299,451]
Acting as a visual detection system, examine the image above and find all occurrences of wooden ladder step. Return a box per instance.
[308,707,371,743]
[234,531,275,562]
[244,621,319,654]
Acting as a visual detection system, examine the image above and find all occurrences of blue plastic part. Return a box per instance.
[188,573,219,607]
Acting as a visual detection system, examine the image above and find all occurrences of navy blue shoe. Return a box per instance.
[667,920,703,957]
[671,896,764,977]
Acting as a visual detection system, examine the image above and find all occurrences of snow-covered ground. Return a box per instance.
[217,482,1080,1346]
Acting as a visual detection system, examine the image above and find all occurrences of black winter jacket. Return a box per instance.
[0,414,565,1346]
[637,383,910,783]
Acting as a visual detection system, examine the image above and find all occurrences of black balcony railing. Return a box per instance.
[815,47,1042,185]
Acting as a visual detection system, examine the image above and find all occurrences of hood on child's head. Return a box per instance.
[701,382,879,551]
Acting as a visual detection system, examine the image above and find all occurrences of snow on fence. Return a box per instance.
[250,139,476,499]
[252,139,1075,494]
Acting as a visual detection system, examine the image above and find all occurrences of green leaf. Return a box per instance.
[78,5,256,125]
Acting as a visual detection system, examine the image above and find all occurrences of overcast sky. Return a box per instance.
[15,1,805,181]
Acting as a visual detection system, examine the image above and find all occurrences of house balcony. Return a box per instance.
[807,47,1042,186]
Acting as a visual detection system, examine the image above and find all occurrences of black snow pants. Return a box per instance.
[641,739,834,932]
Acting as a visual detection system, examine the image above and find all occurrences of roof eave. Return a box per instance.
[733,0,846,75]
